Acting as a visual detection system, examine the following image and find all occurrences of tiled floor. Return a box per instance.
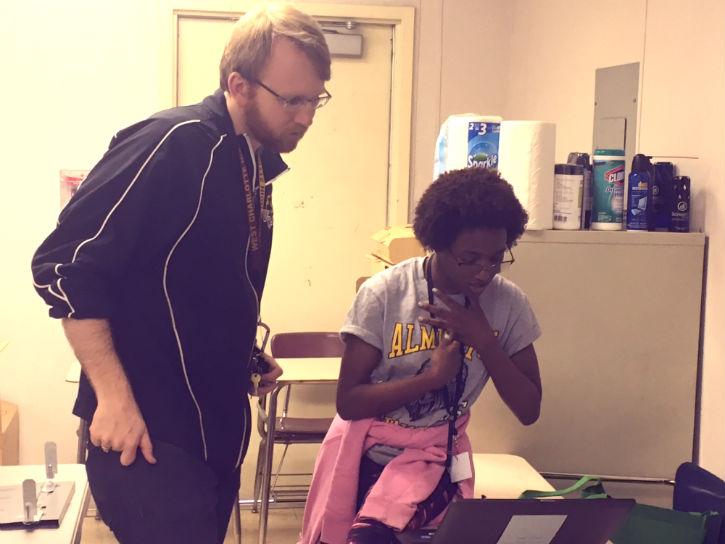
[81,508,304,543]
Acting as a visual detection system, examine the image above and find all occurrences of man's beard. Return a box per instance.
[245,100,306,154]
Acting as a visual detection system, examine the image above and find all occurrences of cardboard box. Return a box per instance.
[366,253,389,276]
[0,400,19,465]
[371,225,425,264]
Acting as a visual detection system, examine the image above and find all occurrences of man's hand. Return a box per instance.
[250,353,283,396]
[90,395,156,466]
[61,318,156,467]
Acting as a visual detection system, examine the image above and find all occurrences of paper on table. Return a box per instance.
[0,481,76,527]
[496,514,566,544]
[65,360,81,383]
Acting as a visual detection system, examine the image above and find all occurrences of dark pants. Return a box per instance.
[86,439,240,544]
[347,455,459,544]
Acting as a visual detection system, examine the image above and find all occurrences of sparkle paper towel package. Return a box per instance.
[497,121,557,230]
[433,116,556,231]
[434,114,502,178]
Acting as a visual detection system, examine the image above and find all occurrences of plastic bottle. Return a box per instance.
[670,176,690,232]
[652,162,676,231]
[567,152,592,228]
[626,154,653,230]
[553,164,584,230]
[591,149,625,230]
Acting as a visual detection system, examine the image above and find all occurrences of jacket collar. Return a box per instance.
[205,89,289,183]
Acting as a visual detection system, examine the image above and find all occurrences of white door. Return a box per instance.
[177,14,393,334]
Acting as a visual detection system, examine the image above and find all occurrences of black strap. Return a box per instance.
[423,256,468,469]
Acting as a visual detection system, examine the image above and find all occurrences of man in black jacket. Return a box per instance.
[31,4,331,542]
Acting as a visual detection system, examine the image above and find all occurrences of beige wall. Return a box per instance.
[504,0,647,162]
[1,0,172,465]
[637,0,725,476]
[2,0,724,481]
[494,0,725,477]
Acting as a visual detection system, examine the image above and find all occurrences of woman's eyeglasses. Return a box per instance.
[450,248,515,274]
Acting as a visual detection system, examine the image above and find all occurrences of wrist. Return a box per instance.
[420,367,445,391]
[473,333,499,358]
[95,382,135,407]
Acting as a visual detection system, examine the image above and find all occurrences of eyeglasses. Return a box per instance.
[450,247,515,274]
[254,80,332,111]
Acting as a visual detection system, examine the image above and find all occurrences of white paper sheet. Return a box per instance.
[496,514,567,544]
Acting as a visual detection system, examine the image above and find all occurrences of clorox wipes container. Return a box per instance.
[591,149,625,230]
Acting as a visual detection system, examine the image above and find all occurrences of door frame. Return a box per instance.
[172,3,415,225]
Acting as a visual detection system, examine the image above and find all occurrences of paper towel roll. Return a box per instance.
[498,121,556,230]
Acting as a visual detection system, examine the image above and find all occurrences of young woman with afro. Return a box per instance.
[300,168,542,544]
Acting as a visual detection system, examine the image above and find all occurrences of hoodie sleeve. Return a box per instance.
[31,118,217,319]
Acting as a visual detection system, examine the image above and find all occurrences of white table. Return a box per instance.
[272,356,342,383]
[472,453,555,498]
[64,364,87,464]
[0,464,89,544]
[64,362,81,384]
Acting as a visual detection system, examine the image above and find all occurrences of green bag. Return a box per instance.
[520,476,717,544]
[611,503,713,544]
[519,474,610,500]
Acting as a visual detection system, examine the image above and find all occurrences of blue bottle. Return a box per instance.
[670,176,691,232]
[652,162,676,230]
[626,154,653,230]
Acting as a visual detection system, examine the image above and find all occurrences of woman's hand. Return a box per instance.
[418,288,497,352]
[427,332,463,389]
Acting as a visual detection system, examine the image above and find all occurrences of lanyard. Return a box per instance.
[237,145,266,253]
[423,256,469,468]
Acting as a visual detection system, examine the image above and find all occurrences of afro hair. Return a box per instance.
[413,168,528,251]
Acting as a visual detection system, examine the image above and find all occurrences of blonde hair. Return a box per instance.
[219,3,331,90]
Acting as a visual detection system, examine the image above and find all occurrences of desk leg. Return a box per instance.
[258,387,280,544]
[252,431,267,513]
[72,475,92,544]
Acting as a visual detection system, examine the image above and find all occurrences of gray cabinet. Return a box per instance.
[469,230,706,480]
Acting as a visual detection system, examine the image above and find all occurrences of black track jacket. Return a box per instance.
[31,90,288,472]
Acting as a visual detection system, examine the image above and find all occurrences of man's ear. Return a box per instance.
[227,72,253,102]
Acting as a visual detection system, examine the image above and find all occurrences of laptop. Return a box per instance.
[397,498,635,544]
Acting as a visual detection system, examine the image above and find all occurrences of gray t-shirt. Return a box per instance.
[341,256,541,463]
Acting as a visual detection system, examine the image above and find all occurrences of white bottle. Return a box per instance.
[553,164,584,230]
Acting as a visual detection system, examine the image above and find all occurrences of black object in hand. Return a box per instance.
[250,352,271,375]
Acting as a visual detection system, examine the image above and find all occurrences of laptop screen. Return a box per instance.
[407,498,634,544]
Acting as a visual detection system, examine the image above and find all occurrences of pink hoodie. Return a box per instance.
[298,414,474,544]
